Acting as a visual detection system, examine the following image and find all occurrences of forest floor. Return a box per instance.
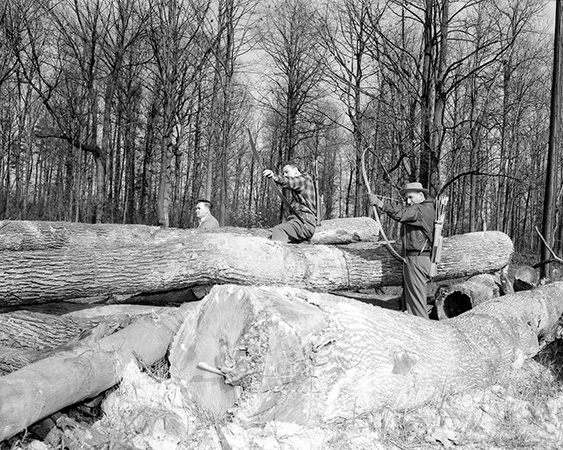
[2,254,563,450]
[4,344,562,450]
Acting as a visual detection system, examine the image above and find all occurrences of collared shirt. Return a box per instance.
[382,198,435,254]
[198,213,220,229]
[273,172,317,218]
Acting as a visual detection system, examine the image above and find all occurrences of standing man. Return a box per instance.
[368,182,435,319]
[195,199,220,229]
[263,161,317,243]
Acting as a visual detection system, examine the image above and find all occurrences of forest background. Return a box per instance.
[0,0,558,257]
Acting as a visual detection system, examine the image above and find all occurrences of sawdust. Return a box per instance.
[77,357,563,449]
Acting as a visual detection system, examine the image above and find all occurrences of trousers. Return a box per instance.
[271,215,316,243]
[402,255,431,319]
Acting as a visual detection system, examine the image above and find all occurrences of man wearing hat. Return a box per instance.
[368,182,435,319]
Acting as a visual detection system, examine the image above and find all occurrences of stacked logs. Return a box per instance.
[0,218,525,443]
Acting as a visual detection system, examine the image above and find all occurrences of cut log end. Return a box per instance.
[437,289,473,318]
[170,286,327,423]
[434,273,503,319]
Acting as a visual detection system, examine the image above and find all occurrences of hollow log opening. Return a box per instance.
[442,290,473,318]
[434,273,505,319]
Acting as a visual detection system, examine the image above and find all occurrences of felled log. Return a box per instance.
[434,273,504,319]
[170,283,563,427]
[513,265,539,291]
[0,311,85,351]
[0,217,378,252]
[0,306,194,441]
[0,305,171,374]
[215,217,381,244]
[0,230,513,305]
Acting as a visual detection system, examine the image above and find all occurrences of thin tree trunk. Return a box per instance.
[542,0,563,279]
[140,94,158,224]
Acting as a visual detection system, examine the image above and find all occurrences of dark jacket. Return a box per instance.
[382,198,435,255]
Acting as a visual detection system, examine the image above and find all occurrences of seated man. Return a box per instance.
[263,161,317,243]
[195,199,219,229]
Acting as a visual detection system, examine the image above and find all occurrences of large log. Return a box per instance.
[0,217,378,252]
[214,217,381,244]
[170,283,563,427]
[434,273,504,319]
[0,305,194,441]
[0,229,513,305]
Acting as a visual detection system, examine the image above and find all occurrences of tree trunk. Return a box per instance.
[0,306,193,441]
[0,305,174,374]
[170,282,563,426]
[215,217,381,244]
[0,311,86,351]
[0,226,513,305]
[434,273,503,319]
[0,217,379,252]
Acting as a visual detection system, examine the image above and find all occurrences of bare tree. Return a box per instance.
[146,0,212,228]
[257,0,327,163]
[13,0,110,222]
[0,0,20,89]
[98,0,149,223]
[206,0,258,225]
[318,0,382,216]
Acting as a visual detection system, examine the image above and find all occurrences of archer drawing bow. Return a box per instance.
[361,147,405,263]
[246,128,304,224]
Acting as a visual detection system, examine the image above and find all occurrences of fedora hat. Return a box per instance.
[400,182,428,196]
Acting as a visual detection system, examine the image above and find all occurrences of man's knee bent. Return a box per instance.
[272,225,290,242]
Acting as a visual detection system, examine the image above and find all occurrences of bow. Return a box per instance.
[364,146,403,198]
[361,147,405,263]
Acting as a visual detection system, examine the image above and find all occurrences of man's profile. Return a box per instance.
[195,199,219,229]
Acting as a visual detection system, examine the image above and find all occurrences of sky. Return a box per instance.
[545,0,556,28]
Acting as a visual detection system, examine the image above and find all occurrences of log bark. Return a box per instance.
[0,311,85,351]
[214,217,381,245]
[170,283,563,426]
[434,273,504,319]
[0,305,194,441]
[0,230,513,306]
[0,305,173,373]
[0,217,378,252]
